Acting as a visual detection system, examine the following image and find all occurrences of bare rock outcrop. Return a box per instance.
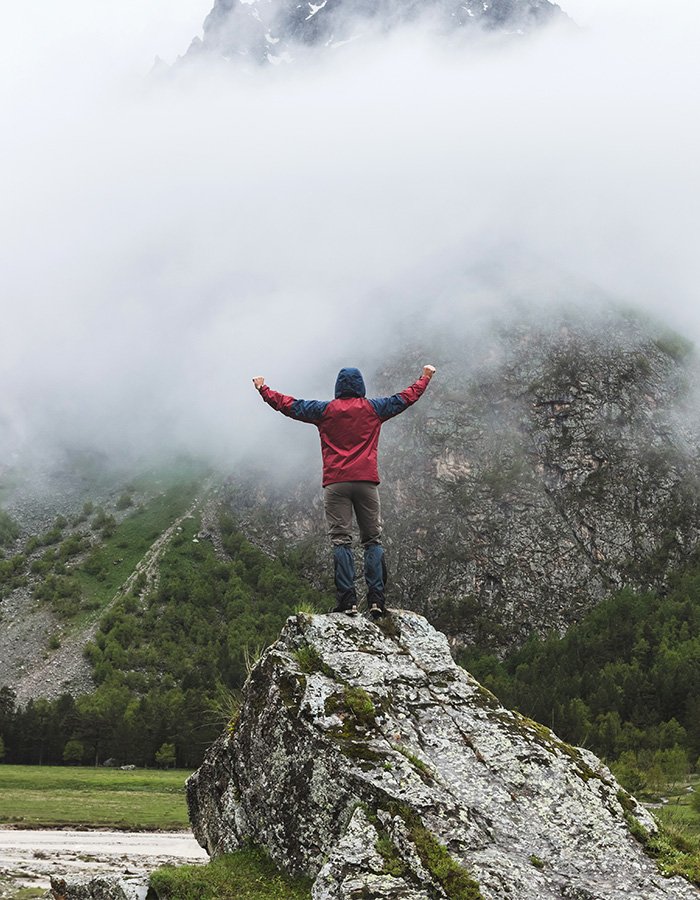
[187,609,699,899]
[47,875,148,900]
[189,0,565,65]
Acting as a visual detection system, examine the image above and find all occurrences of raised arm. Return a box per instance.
[368,365,436,421]
[252,377,328,423]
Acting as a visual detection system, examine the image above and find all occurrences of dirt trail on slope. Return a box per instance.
[13,498,205,706]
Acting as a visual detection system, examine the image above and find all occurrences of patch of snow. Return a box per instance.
[326,34,360,48]
[265,32,280,43]
[306,0,328,20]
[267,51,294,64]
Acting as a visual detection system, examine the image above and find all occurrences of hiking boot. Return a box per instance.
[332,590,358,616]
[367,591,386,619]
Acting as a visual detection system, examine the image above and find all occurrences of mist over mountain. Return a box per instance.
[2,2,700,477]
[188,0,566,64]
[224,299,700,649]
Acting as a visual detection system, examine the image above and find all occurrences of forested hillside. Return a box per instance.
[0,514,329,768]
[462,563,700,789]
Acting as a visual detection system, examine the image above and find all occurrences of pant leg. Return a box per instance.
[352,482,382,547]
[364,544,386,594]
[324,483,355,546]
[324,483,356,599]
[352,482,386,596]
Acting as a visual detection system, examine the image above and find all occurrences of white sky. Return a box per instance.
[2,0,700,468]
[0,1,210,76]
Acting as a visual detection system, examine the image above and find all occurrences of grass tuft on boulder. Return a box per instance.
[149,849,312,900]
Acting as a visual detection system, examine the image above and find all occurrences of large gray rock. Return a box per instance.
[47,875,148,900]
[187,609,699,899]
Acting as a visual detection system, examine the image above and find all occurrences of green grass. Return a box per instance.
[0,765,191,830]
[403,811,483,900]
[70,481,201,625]
[1,887,45,900]
[392,744,434,780]
[656,804,700,831]
[0,883,45,900]
[294,645,334,678]
[0,508,20,548]
[376,804,483,900]
[150,849,313,900]
[624,801,700,886]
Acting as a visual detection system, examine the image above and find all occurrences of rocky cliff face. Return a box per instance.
[188,0,564,63]
[228,305,700,650]
[187,609,699,899]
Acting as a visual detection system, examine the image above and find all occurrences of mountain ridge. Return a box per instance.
[186,0,567,63]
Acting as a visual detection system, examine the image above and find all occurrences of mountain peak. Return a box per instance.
[188,0,566,63]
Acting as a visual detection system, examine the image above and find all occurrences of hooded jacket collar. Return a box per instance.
[334,367,366,399]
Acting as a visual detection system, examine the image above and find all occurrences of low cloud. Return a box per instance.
[2,1,699,472]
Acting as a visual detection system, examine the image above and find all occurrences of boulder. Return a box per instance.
[48,875,149,900]
[187,610,699,899]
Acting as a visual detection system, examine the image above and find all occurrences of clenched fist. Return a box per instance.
[252,376,265,391]
[422,365,436,380]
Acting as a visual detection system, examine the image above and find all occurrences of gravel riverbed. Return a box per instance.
[0,827,207,896]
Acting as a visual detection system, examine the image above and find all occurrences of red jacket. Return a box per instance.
[259,367,430,486]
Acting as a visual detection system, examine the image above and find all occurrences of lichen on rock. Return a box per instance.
[47,875,148,900]
[187,609,699,899]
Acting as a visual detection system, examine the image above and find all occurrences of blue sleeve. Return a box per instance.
[369,395,408,421]
[290,399,329,423]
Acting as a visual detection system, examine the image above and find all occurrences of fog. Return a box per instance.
[2,0,700,474]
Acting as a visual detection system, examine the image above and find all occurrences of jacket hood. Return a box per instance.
[334,367,366,399]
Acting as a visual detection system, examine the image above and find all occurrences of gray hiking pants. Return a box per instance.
[323,481,382,547]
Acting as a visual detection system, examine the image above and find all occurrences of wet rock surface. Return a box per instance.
[187,609,699,899]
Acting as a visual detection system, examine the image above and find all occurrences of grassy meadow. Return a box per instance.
[648,782,700,882]
[0,765,191,830]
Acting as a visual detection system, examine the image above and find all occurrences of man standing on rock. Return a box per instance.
[252,365,436,617]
